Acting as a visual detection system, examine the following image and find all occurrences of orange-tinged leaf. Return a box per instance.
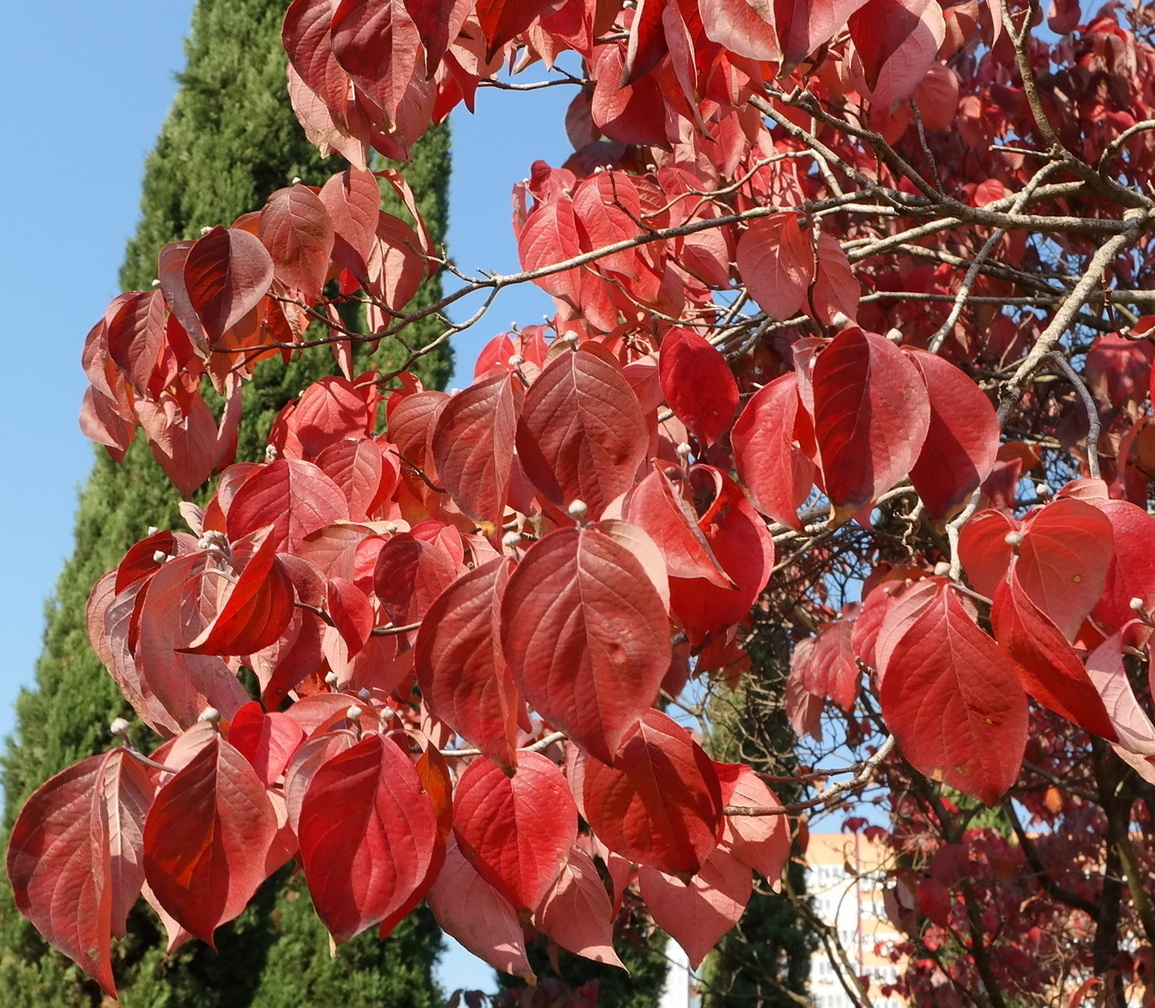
[143,737,279,944]
[258,184,335,298]
[501,526,671,763]
[714,764,791,884]
[453,752,577,912]
[227,458,347,552]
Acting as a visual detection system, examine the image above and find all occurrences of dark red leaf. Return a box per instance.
[658,328,739,447]
[183,227,274,344]
[258,184,335,298]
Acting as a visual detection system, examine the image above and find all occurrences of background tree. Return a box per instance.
[0,0,448,1004]
[14,2,1155,1008]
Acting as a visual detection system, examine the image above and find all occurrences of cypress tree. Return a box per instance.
[0,1,449,1004]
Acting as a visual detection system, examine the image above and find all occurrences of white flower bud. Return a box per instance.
[1004,531,1024,546]
[151,278,161,287]
[345,705,363,721]
[502,531,523,549]
[325,671,340,686]
[567,499,589,521]
[358,688,372,701]
[152,550,169,564]
[508,354,524,367]
[1036,483,1052,498]
[886,328,903,343]
[676,442,693,459]
[561,331,580,344]
[933,561,951,577]
[383,522,398,535]
[110,717,131,736]
[147,526,159,536]
[264,444,278,463]
[292,176,302,185]
[1131,597,1145,611]
[200,225,213,236]
[197,707,220,723]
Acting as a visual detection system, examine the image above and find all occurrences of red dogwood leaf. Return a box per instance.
[298,732,441,943]
[639,848,752,968]
[904,348,1000,524]
[658,327,739,447]
[7,750,154,997]
[714,763,791,883]
[427,835,536,982]
[258,184,335,298]
[879,580,1027,805]
[516,348,649,519]
[536,847,626,969]
[501,526,671,763]
[183,226,274,344]
[226,458,347,552]
[736,213,814,322]
[811,328,930,523]
[432,371,524,523]
[373,532,460,628]
[413,557,520,771]
[143,737,279,944]
[581,709,723,875]
[991,573,1116,741]
[1015,497,1113,641]
[453,752,577,912]
[732,372,816,531]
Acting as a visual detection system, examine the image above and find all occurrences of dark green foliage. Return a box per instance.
[701,620,817,1008]
[0,0,450,1004]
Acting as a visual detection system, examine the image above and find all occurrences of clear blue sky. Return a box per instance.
[0,1,572,993]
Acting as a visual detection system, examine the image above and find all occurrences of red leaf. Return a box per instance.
[373,532,460,628]
[501,526,671,763]
[991,573,1116,741]
[879,580,1027,805]
[330,0,423,122]
[536,847,626,969]
[699,0,781,61]
[226,458,347,552]
[735,213,815,321]
[1015,498,1113,641]
[516,348,648,520]
[143,737,279,944]
[432,372,524,523]
[453,752,577,911]
[658,328,739,447]
[958,509,1017,600]
[811,328,930,523]
[517,196,585,305]
[622,468,732,588]
[320,167,382,280]
[581,709,723,875]
[7,750,153,997]
[791,621,859,712]
[851,0,945,107]
[476,0,545,56]
[182,533,296,656]
[1090,499,1155,633]
[183,227,274,344]
[227,703,308,787]
[258,184,335,298]
[904,348,1000,524]
[413,557,520,770]
[298,733,441,942]
[714,764,791,883]
[774,0,872,69]
[106,289,169,395]
[427,835,536,982]
[667,468,775,649]
[404,0,472,67]
[639,847,752,968]
[731,372,816,531]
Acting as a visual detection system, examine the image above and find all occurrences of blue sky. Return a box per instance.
[1,1,573,993]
